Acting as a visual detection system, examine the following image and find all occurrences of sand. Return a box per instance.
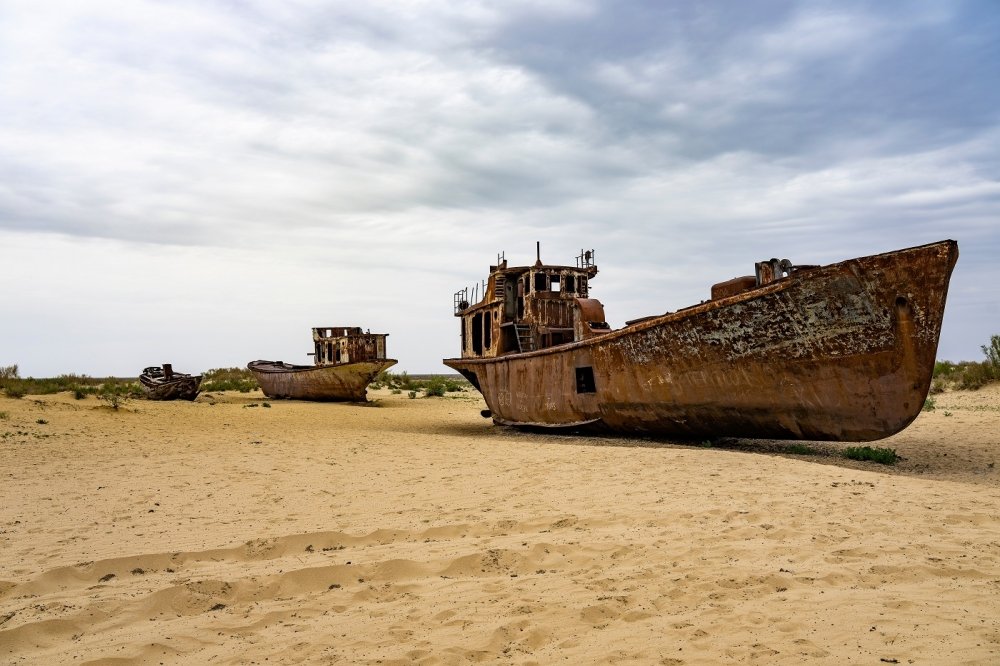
[1,385,998,664]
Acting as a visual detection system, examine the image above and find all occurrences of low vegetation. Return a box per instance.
[97,380,141,410]
[1,365,109,399]
[369,371,468,397]
[931,334,1000,392]
[843,446,899,465]
[200,367,258,393]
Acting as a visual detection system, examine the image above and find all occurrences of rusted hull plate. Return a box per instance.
[248,359,397,402]
[445,241,958,441]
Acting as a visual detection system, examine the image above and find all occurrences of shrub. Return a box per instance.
[956,362,996,391]
[398,372,418,391]
[922,396,936,411]
[98,381,132,410]
[369,370,397,389]
[424,377,447,397]
[783,443,815,455]
[201,367,258,393]
[983,334,1000,368]
[0,411,8,420]
[0,364,19,380]
[843,446,899,465]
[408,391,417,399]
[4,382,26,399]
[932,360,957,378]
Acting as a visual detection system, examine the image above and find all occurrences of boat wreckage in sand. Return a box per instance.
[139,364,202,401]
[444,240,958,441]
[249,327,396,402]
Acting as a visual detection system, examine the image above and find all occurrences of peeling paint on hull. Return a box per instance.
[445,241,958,441]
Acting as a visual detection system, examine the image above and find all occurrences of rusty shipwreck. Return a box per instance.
[139,364,202,401]
[443,240,959,441]
[248,327,396,402]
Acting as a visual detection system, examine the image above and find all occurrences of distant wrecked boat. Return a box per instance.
[444,240,958,441]
[248,327,396,402]
[139,364,202,401]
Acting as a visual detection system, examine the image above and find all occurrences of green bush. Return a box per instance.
[98,381,134,410]
[932,360,957,378]
[201,367,258,393]
[423,377,447,397]
[922,396,936,411]
[4,382,26,399]
[843,446,899,465]
[956,362,997,391]
[983,334,1000,368]
[931,335,1000,392]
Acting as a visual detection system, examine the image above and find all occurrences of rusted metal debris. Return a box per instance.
[139,364,202,401]
[248,326,396,401]
[444,240,959,441]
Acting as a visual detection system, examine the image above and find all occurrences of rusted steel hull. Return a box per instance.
[139,373,202,401]
[247,359,397,402]
[444,241,958,441]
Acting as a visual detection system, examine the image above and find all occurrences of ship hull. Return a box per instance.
[248,359,397,402]
[445,241,958,441]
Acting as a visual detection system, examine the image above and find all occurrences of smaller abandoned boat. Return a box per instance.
[248,327,396,401]
[139,364,202,401]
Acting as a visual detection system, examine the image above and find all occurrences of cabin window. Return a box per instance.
[483,313,492,350]
[550,274,560,292]
[576,366,596,393]
[565,275,575,294]
[534,272,546,292]
[472,313,483,355]
[461,318,467,352]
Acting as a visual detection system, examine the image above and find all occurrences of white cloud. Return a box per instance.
[0,0,997,374]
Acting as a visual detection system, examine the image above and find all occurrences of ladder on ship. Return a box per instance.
[515,324,535,352]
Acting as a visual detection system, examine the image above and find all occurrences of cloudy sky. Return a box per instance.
[1,0,997,377]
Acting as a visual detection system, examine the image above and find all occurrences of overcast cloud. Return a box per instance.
[1,0,997,376]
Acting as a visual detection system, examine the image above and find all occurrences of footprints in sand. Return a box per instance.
[0,516,632,662]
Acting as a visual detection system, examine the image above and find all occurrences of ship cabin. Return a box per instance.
[311,326,389,366]
[453,249,609,359]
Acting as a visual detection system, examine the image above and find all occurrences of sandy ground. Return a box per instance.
[1,385,998,665]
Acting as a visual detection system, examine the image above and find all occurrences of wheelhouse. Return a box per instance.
[453,248,608,359]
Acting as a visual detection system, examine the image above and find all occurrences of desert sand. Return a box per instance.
[1,385,998,664]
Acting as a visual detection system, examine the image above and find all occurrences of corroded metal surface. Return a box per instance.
[249,326,396,402]
[248,359,396,402]
[444,241,959,441]
[139,364,202,401]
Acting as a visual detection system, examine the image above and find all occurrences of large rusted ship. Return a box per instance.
[444,240,958,441]
[248,327,396,401]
